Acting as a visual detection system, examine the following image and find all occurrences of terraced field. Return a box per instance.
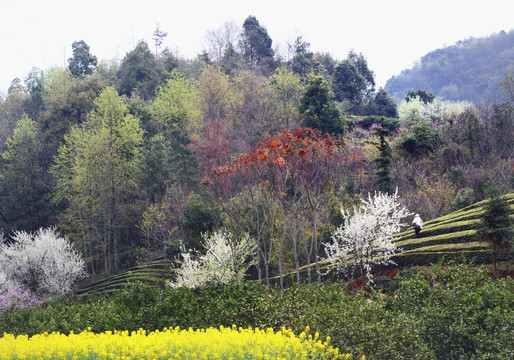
[75,193,513,294]
[75,257,174,296]
[390,192,514,266]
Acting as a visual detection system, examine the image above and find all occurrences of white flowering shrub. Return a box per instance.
[398,96,473,125]
[0,271,14,294]
[398,96,424,123]
[0,227,87,296]
[170,230,257,288]
[324,190,411,283]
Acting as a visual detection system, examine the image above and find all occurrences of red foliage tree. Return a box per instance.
[205,127,348,286]
[192,118,232,182]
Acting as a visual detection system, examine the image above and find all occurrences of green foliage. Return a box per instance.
[52,87,144,275]
[387,261,514,359]
[332,52,375,115]
[2,263,512,360]
[371,120,393,194]
[68,40,98,78]
[39,69,104,156]
[150,70,200,186]
[347,51,375,93]
[153,70,201,133]
[299,75,347,137]
[371,88,398,118]
[396,122,441,157]
[182,193,220,249]
[239,15,275,73]
[0,113,50,232]
[453,188,475,210]
[22,67,44,121]
[386,30,514,102]
[405,89,435,104]
[269,66,303,129]
[475,194,513,270]
[117,41,160,100]
[332,59,366,106]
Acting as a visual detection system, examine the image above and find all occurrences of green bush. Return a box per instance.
[1,262,512,360]
[386,261,514,359]
[453,188,476,210]
[396,122,441,157]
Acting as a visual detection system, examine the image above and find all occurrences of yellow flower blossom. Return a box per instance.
[0,325,357,360]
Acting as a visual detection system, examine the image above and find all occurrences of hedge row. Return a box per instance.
[2,262,513,360]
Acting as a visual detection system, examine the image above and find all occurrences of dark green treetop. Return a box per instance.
[117,41,160,100]
[239,15,275,73]
[373,88,398,118]
[371,118,393,194]
[299,75,347,137]
[475,193,513,273]
[68,40,98,78]
[405,89,435,104]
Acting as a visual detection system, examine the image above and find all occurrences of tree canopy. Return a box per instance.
[299,75,347,137]
[385,30,514,102]
[0,16,512,288]
[68,40,98,78]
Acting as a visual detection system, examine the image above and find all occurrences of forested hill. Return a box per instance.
[385,29,514,103]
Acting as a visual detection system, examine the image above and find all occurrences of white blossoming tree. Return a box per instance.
[398,95,472,124]
[324,190,411,284]
[0,227,87,296]
[170,230,257,288]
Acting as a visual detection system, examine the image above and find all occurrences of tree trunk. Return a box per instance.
[278,225,286,290]
[292,222,301,284]
[112,186,119,272]
[313,210,321,282]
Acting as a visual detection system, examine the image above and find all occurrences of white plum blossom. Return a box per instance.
[170,230,257,288]
[398,96,473,125]
[0,227,87,296]
[324,190,411,283]
[0,271,14,294]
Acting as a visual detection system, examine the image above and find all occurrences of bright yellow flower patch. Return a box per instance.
[0,325,360,360]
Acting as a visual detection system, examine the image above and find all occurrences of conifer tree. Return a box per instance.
[371,118,393,194]
[0,114,49,232]
[476,194,513,274]
[299,75,347,137]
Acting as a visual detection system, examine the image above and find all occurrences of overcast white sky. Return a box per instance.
[1,0,513,95]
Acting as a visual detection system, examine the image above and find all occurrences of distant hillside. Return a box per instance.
[385,29,514,103]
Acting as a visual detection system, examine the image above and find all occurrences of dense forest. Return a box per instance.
[385,29,514,102]
[0,15,513,282]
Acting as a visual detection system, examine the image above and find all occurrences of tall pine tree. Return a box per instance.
[371,118,393,194]
[475,194,513,274]
[0,114,50,232]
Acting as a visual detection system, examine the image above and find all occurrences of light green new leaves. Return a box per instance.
[153,70,201,134]
[52,87,144,272]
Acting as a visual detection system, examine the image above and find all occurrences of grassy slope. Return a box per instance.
[75,193,514,294]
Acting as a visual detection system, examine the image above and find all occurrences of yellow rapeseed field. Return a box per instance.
[0,325,361,360]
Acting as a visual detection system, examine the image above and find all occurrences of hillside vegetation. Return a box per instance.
[391,192,514,266]
[0,15,512,296]
[1,261,513,360]
[73,193,514,295]
[385,29,514,102]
